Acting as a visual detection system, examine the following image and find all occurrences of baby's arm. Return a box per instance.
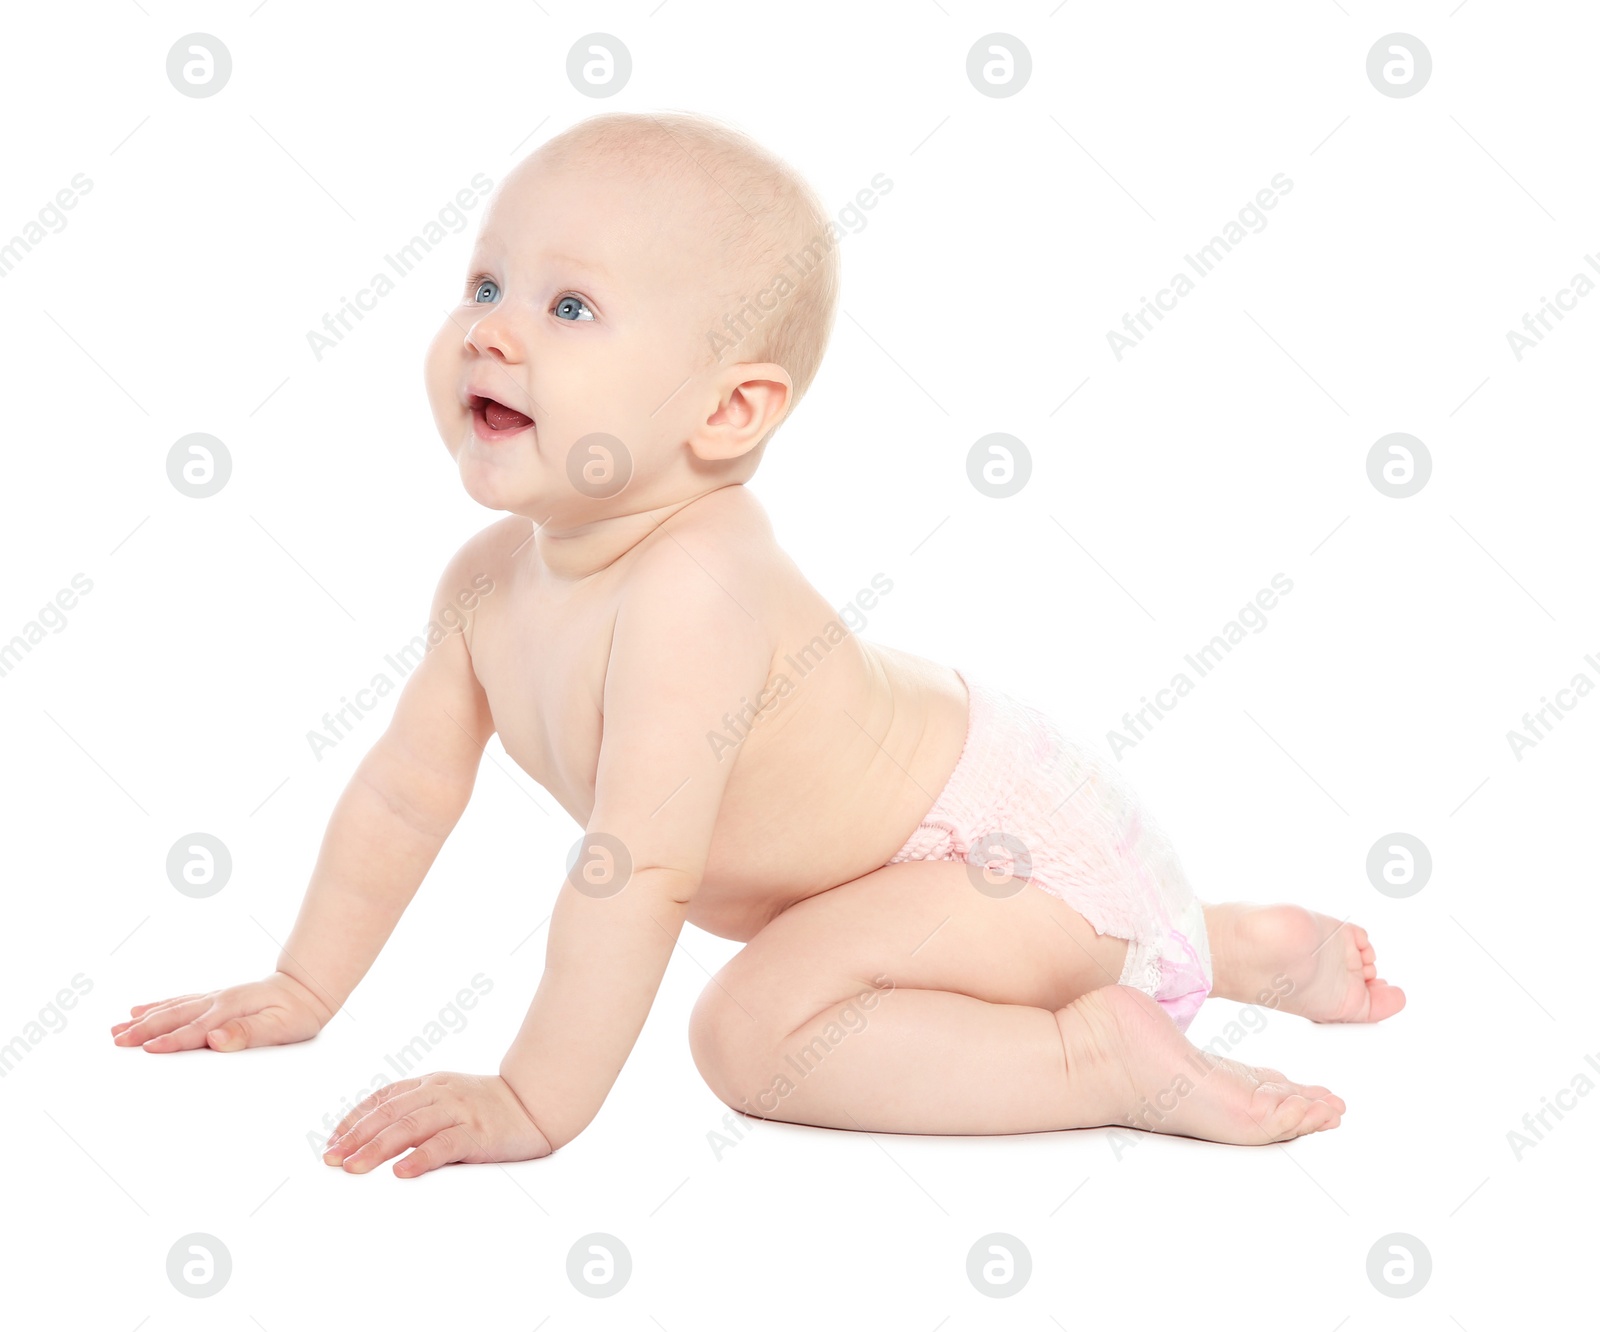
[499,556,772,1149]
[112,543,496,1053]
[322,543,772,1173]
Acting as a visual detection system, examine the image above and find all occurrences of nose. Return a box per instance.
[463,305,524,364]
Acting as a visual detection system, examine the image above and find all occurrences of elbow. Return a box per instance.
[635,865,699,908]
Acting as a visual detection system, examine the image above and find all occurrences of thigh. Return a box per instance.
[692,859,1129,1049]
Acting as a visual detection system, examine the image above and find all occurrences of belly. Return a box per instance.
[488,638,969,943]
[684,641,969,941]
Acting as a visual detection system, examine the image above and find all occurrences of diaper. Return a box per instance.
[889,670,1212,1031]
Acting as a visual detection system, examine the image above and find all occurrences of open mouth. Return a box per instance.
[469,394,535,438]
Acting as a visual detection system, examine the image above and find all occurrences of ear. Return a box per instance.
[688,363,792,462]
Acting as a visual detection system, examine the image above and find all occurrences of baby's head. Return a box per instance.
[426,112,840,522]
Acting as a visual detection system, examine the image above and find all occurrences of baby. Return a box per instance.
[112,112,1403,1177]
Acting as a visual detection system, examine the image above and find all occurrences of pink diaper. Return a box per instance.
[889,670,1212,1031]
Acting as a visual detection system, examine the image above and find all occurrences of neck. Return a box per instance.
[522,486,731,582]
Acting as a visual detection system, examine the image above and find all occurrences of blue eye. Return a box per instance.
[472,277,500,303]
[554,294,594,322]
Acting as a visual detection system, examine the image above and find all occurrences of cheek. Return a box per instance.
[424,321,462,434]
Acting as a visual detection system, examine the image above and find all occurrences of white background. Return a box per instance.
[1,0,1595,1326]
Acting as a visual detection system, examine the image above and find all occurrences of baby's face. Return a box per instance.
[425,151,722,520]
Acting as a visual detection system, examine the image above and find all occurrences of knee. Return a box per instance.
[690,969,838,1115]
[688,979,766,1108]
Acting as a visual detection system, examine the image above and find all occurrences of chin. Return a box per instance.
[456,457,537,513]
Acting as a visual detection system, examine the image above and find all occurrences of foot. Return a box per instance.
[1059,985,1345,1144]
[1208,904,1406,1023]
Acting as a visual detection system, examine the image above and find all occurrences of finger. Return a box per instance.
[395,1126,473,1179]
[140,1008,230,1053]
[327,1080,423,1147]
[113,997,213,1047]
[129,994,203,1015]
[114,994,205,1031]
[341,1105,457,1175]
[112,995,206,1037]
[205,1010,292,1052]
[326,1088,432,1164]
[326,1080,421,1148]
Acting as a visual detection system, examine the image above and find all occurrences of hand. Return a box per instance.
[322,1072,554,1178]
[110,970,333,1053]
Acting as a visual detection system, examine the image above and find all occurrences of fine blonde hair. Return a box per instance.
[536,112,841,449]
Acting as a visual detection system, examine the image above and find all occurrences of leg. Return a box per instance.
[1204,903,1406,1022]
[689,861,1344,1144]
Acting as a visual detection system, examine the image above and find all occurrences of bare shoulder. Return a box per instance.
[440,514,532,584]
[608,488,777,701]
[429,515,530,639]
[626,485,783,617]
[640,484,778,574]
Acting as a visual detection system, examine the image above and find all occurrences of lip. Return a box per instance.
[465,390,536,442]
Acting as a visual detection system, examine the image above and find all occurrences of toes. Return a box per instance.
[1248,1069,1346,1139]
[1305,1102,1341,1133]
[1258,1092,1311,1139]
[1283,1080,1346,1116]
[1264,1093,1340,1140]
[1364,980,1406,1022]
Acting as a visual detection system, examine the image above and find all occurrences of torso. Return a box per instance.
[463,488,970,942]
